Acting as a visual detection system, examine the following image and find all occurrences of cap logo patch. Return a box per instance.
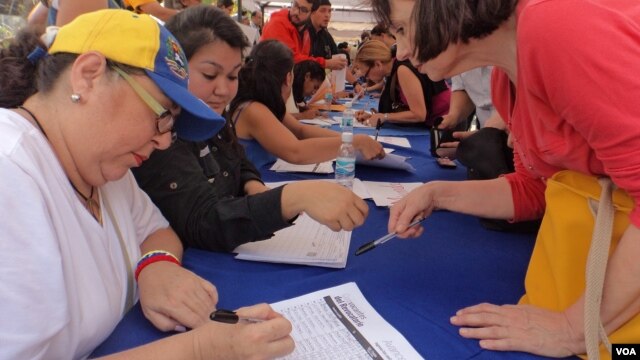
[165,38,188,80]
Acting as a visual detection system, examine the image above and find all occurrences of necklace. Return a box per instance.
[18,105,102,224]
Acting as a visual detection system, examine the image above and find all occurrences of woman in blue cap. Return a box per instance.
[0,9,293,360]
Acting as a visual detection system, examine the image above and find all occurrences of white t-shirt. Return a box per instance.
[0,109,169,360]
[450,66,494,126]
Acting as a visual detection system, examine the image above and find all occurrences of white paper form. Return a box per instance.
[272,282,424,360]
[234,213,351,268]
[265,179,372,200]
[356,153,415,172]
[362,181,424,207]
[368,136,411,148]
[270,159,335,174]
[300,117,340,127]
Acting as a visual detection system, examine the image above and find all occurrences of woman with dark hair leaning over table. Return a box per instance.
[0,9,292,359]
[290,59,326,120]
[133,6,369,253]
[370,0,640,358]
[229,39,385,169]
[353,39,451,128]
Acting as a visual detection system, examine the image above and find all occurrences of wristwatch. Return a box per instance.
[384,113,389,121]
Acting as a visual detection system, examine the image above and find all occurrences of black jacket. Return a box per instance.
[132,119,292,252]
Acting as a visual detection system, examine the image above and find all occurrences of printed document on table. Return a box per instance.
[362,181,424,207]
[356,153,415,172]
[272,282,424,360]
[234,213,351,268]
[368,136,411,148]
[300,117,340,127]
[270,159,334,174]
[266,178,371,200]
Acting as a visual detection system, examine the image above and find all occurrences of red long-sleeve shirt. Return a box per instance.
[495,0,640,227]
[260,9,327,67]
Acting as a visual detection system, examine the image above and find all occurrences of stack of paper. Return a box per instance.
[299,117,340,127]
[270,159,334,174]
[234,213,351,268]
[272,282,424,359]
[356,152,415,172]
[369,136,411,148]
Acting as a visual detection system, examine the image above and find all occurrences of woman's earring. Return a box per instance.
[70,93,81,103]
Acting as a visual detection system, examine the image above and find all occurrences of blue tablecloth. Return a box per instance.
[93,134,577,360]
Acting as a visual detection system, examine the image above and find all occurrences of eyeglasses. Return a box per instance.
[111,66,176,136]
[358,64,373,80]
[290,0,310,14]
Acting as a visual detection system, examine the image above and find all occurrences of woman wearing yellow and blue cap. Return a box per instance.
[0,9,293,360]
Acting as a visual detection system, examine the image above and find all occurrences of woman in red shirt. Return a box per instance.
[373,0,640,357]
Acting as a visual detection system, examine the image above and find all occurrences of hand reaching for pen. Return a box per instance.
[137,262,218,331]
[353,134,385,160]
[388,182,441,237]
[192,303,294,360]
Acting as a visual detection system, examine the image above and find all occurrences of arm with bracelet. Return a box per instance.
[136,228,219,332]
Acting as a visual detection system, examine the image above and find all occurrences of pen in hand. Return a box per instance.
[355,217,425,256]
[210,309,265,324]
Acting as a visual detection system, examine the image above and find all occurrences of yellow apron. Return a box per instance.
[519,171,640,359]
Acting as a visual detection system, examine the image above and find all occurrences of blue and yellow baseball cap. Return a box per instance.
[48,9,224,141]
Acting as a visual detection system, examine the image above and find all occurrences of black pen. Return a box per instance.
[355,217,425,256]
[374,119,382,141]
[210,309,264,324]
[369,108,383,141]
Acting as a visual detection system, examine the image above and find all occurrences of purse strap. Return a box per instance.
[584,177,614,358]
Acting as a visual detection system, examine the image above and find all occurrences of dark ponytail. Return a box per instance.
[229,40,294,122]
[0,26,76,108]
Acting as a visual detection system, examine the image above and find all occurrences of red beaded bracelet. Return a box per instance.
[134,253,181,282]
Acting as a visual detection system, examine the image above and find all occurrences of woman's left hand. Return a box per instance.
[298,108,320,120]
[137,261,218,332]
[450,303,583,357]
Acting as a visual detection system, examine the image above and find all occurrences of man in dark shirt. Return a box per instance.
[305,0,338,60]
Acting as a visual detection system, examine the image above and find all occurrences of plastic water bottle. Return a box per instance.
[335,132,356,189]
[324,84,333,113]
[342,102,354,133]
